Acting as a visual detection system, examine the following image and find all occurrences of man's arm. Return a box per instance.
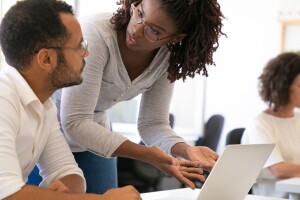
[47,174,85,193]
[59,174,85,193]
[4,185,142,200]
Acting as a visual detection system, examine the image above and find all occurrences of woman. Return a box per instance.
[31,0,225,194]
[241,52,300,198]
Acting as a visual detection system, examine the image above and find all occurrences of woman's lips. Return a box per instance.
[127,32,137,46]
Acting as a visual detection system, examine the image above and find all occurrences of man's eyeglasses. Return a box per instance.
[130,2,177,43]
[45,38,88,57]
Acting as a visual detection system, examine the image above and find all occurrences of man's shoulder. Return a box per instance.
[0,71,17,98]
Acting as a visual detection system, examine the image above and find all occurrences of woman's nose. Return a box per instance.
[132,23,144,38]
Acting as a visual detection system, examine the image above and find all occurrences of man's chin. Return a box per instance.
[56,79,83,90]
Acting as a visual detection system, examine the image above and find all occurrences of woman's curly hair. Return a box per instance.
[111,0,226,82]
[259,52,300,112]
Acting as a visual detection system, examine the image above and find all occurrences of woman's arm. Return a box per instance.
[269,162,300,179]
[137,73,218,169]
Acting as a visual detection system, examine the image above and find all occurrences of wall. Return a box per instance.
[204,0,281,153]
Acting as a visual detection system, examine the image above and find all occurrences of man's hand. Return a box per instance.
[101,186,142,200]
[47,180,70,193]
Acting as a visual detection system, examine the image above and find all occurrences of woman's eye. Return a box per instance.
[137,10,143,18]
[150,27,160,35]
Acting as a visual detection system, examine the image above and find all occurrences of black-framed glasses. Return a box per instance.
[45,38,88,57]
[130,2,177,43]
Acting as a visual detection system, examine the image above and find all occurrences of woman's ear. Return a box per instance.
[170,33,187,44]
[36,48,57,71]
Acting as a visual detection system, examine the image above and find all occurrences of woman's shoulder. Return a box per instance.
[79,12,115,37]
[79,12,112,23]
[245,112,274,130]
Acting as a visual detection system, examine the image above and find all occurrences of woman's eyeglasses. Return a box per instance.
[130,2,177,43]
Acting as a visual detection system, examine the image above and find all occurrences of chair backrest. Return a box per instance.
[196,114,225,151]
[169,113,174,128]
[226,128,245,145]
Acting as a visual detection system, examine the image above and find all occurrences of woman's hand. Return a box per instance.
[146,146,205,189]
[171,143,219,171]
[185,146,218,170]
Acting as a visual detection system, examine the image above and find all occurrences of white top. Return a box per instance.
[54,13,186,157]
[0,67,85,199]
[241,112,300,198]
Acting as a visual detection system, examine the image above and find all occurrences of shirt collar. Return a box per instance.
[6,66,53,113]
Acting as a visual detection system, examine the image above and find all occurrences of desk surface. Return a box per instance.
[141,188,287,200]
[276,177,300,194]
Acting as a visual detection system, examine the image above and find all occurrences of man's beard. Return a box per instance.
[49,50,84,90]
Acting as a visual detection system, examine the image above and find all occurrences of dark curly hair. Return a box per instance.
[111,0,226,82]
[0,0,74,70]
[259,52,300,112]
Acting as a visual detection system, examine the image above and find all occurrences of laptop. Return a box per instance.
[142,144,275,200]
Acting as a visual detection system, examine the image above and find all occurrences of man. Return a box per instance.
[0,0,141,199]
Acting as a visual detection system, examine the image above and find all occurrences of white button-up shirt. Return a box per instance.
[0,66,85,199]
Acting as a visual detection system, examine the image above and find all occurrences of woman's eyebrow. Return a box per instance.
[140,2,168,33]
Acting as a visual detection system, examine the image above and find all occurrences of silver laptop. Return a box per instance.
[142,144,275,200]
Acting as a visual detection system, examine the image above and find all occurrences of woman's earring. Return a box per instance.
[179,40,182,46]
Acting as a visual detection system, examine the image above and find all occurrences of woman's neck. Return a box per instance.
[265,106,295,118]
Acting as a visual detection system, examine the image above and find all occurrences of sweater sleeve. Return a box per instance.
[138,73,186,155]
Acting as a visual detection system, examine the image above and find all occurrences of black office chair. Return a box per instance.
[117,113,175,192]
[226,128,245,145]
[195,114,225,151]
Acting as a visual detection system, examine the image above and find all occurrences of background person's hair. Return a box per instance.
[111,0,226,82]
[0,0,74,70]
[259,52,300,112]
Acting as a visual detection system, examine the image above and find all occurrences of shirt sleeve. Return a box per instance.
[0,96,25,199]
[138,73,186,155]
[37,107,86,189]
[241,115,284,168]
[60,19,128,157]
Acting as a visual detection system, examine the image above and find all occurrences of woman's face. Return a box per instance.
[288,74,300,108]
[125,0,178,51]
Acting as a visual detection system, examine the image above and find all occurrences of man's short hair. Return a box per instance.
[0,0,74,70]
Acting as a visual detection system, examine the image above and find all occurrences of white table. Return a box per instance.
[276,177,300,200]
[141,188,287,200]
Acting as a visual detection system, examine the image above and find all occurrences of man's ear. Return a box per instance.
[170,33,187,44]
[36,48,57,71]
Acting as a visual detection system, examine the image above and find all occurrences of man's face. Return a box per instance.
[50,49,85,89]
[49,13,89,89]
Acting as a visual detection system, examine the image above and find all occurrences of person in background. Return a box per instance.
[0,0,142,199]
[241,52,300,198]
[29,0,225,194]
